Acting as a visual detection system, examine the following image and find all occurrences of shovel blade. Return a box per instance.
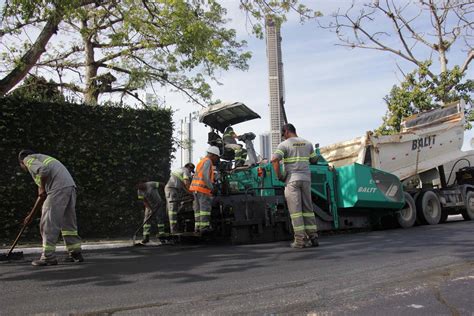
[0,251,24,261]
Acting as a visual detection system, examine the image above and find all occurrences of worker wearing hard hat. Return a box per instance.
[165,162,195,234]
[137,180,168,244]
[271,124,319,249]
[18,150,83,266]
[223,125,245,167]
[189,146,220,234]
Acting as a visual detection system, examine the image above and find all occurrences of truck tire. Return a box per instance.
[416,190,442,225]
[397,192,416,228]
[461,191,474,221]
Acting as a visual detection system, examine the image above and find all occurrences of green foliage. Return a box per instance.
[9,75,65,102]
[3,0,83,21]
[239,0,321,38]
[0,96,173,241]
[376,63,474,135]
[1,0,321,104]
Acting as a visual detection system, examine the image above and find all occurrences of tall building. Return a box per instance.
[265,17,287,152]
[259,133,272,159]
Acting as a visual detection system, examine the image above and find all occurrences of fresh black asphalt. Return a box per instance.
[1,218,473,315]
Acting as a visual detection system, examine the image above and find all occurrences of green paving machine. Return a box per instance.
[177,102,407,244]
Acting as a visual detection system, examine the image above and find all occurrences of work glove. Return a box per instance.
[23,214,33,226]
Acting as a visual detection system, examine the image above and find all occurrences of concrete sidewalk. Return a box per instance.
[0,239,138,255]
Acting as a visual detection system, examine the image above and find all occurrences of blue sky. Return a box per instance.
[169,1,474,168]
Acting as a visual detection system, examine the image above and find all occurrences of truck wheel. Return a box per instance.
[461,191,474,221]
[397,192,416,228]
[416,190,442,225]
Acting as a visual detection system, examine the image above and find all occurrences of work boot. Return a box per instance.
[290,241,305,249]
[304,237,319,248]
[290,236,306,249]
[63,252,84,263]
[31,256,58,266]
[310,236,319,247]
[140,235,150,244]
[159,237,175,245]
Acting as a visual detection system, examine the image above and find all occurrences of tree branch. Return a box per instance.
[0,0,103,95]
[461,49,474,73]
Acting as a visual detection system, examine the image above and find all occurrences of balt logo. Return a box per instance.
[412,135,436,150]
[358,187,377,193]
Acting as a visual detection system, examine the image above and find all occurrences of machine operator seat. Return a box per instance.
[237,132,258,166]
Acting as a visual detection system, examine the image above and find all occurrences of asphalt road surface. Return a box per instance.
[1,218,473,315]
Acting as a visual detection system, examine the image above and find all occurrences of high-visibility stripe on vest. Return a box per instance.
[283,156,310,163]
[189,157,214,195]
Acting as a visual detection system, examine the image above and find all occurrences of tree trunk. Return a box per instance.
[0,11,62,95]
[0,0,100,96]
[439,49,447,74]
[82,18,99,105]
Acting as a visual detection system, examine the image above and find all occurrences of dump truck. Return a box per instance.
[320,100,474,227]
[176,102,408,244]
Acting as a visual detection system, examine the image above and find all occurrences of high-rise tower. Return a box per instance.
[265,17,287,152]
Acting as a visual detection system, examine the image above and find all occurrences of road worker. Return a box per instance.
[18,150,83,266]
[189,146,220,234]
[165,163,195,234]
[223,125,245,167]
[271,124,319,248]
[137,181,168,244]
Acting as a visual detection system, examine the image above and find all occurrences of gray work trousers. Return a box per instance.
[165,185,183,234]
[40,186,81,258]
[225,143,244,166]
[193,192,213,231]
[284,180,318,243]
[143,201,168,237]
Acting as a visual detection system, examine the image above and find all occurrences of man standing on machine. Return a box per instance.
[223,125,245,167]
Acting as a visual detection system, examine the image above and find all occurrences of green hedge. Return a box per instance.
[0,96,174,241]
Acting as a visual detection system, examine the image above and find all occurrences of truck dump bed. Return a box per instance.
[321,102,468,181]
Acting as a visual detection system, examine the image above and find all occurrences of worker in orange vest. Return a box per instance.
[189,146,220,234]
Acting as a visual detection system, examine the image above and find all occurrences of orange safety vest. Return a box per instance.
[189,157,215,196]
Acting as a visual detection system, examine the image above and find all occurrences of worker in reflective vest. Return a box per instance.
[18,149,83,266]
[137,181,168,244]
[271,124,319,249]
[223,126,245,167]
[189,146,220,234]
[165,163,195,234]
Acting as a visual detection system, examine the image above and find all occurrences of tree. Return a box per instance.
[324,0,473,133]
[376,63,474,135]
[9,75,66,102]
[1,0,319,106]
[0,0,104,96]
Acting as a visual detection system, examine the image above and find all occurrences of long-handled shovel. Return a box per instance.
[132,209,158,246]
[0,196,44,262]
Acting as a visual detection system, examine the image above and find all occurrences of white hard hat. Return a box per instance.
[207,146,220,157]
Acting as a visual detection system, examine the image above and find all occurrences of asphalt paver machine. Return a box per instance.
[177,102,406,244]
